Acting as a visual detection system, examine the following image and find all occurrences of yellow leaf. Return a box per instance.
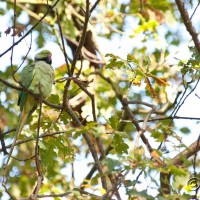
[81,184,94,190]
[99,187,106,195]
[147,73,169,86]
[132,75,143,86]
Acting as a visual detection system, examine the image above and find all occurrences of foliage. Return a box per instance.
[0,0,200,199]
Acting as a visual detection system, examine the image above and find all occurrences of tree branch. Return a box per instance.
[175,0,200,54]
[172,138,200,166]
[160,137,200,196]
[62,100,108,190]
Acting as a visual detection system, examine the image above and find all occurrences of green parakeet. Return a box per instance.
[5,49,55,166]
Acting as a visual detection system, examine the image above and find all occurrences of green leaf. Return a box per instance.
[180,127,190,134]
[59,111,70,124]
[90,125,106,137]
[39,141,47,150]
[151,130,165,142]
[189,46,200,61]
[127,54,138,64]
[169,165,187,176]
[53,136,74,161]
[109,116,119,130]
[106,60,126,69]
[90,173,99,185]
[103,157,122,172]
[173,174,189,191]
[126,188,154,200]
[0,8,5,15]
[143,56,151,68]
[105,53,127,69]
[40,140,57,168]
[115,131,128,138]
[105,53,120,59]
[111,134,129,154]
[123,180,133,187]
[129,73,143,86]
[47,94,60,104]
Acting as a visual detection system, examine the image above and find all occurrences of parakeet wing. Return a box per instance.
[18,63,35,112]
[29,61,55,98]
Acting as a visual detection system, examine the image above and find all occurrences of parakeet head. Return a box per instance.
[35,50,52,65]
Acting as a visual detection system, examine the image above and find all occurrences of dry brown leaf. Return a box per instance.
[151,150,165,166]
[147,73,169,86]
[145,77,157,97]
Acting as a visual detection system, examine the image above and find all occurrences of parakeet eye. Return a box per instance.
[47,53,52,64]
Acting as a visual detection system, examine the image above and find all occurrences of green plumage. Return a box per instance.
[18,63,35,112]
[5,50,55,167]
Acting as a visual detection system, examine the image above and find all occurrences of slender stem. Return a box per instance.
[70,0,90,75]
[35,85,42,177]
[56,9,71,76]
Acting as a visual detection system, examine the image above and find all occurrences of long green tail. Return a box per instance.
[5,110,29,167]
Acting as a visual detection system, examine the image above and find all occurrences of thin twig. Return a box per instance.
[31,176,43,200]
[170,78,200,125]
[10,0,17,81]
[125,99,156,150]
[90,0,101,13]
[37,188,105,199]
[107,174,122,200]
[0,131,71,153]
[72,78,106,165]
[0,128,8,155]
[70,0,90,75]
[62,0,91,103]
[76,58,84,78]
[73,78,96,121]
[15,33,32,73]
[122,98,153,152]
[190,2,200,20]
[56,9,71,76]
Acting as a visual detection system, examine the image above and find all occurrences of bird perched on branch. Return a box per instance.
[5,49,55,167]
